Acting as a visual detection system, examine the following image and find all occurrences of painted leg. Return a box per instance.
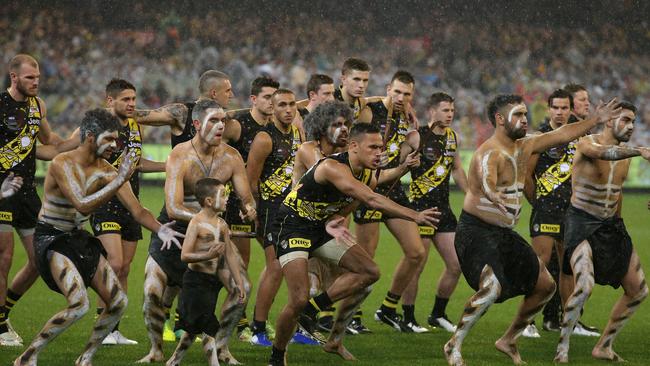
[592,252,648,362]
[138,256,168,363]
[201,334,220,366]
[216,254,250,365]
[554,241,594,363]
[165,331,196,366]
[323,286,372,360]
[444,265,501,366]
[14,253,90,366]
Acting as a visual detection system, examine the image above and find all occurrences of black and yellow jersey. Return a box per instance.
[282,152,372,223]
[171,102,195,148]
[365,101,409,171]
[532,120,576,213]
[106,117,143,197]
[259,123,302,204]
[334,86,362,120]
[0,91,42,184]
[229,110,265,162]
[408,126,457,208]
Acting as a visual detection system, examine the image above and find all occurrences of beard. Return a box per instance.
[505,122,526,140]
[17,81,37,97]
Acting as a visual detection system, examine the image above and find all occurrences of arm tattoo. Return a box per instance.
[601,146,640,161]
[164,103,188,123]
[135,110,151,118]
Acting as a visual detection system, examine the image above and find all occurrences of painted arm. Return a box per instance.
[531,99,620,153]
[165,151,197,222]
[51,153,136,215]
[1,172,23,199]
[224,229,246,303]
[180,221,207,263]
[523,153,540,203]
[246,131,272,200]
[317,160,439,226]
[138,158,166,173]
[577,136,644,160]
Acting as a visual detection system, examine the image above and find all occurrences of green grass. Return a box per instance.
[2,188,649,365]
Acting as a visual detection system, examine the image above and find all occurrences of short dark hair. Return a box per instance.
[390,70,415,86]
[304,101,353,141]
[306,74,334,98]
[250,76,279,96]
[350,122,381,141]
[192,99,222,121]
[615,101,637,114]
[563,83,587,96]
[486,94,524,127]
[427,92,454,109]
[9,54,38,73]
[106,78,136,98]
[341,57,371,75]
[80,108,121,143]
[195,178,225,208]
[198,70,229,95]
[547,89,574,109]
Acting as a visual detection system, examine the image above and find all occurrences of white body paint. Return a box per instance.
[95,131,117,156]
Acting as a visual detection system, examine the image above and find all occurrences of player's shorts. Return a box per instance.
[0,183,41,233]
[224,195,256,237]
[353,183,409,224]
[562,205,633,289]
[273,209,354,268]
[148,212,188,288]
[34,222,106,294]
[91,204,142,242]
[413,204,457,238]
[529,207,567,239]
[176,269,223,336]
[258,200,280,249]
[455,210,540,303]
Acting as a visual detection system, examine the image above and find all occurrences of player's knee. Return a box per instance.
[109,291,128,315]
[405,245,426,264]
[291,294,310,312]
[69,295,90,319]
[447,262,462,278]
[540,274,557,299]
[363,262,381,285]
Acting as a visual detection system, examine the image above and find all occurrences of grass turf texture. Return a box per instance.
[1,188,649,366]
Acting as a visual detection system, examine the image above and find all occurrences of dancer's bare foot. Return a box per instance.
[323,341,357,361]
[218,346,242,365]
[14,356,36,366]
[554,349,569,363]
[75,355,92,366]
[137,351,165,363]
[444,339,465,366]
[495,338,525,365]
[592,346,625,362]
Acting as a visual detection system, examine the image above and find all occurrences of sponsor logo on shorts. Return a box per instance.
[288,238,311,248]
[540,224,560,233]
[363,210,382,220]
[101,222,121,231]
[0,211,12,222]
[231,224,252,233]
[419,226,435,236]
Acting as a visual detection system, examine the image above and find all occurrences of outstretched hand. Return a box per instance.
[593,98,621,125]
[403,151,420,169]
[325,215,356,247]
[1,172,23,199]
[117,149,139,182]
[158,221,185,250]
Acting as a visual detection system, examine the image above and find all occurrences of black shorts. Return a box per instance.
[177,269,223,336]
[415,205,457,237]
[455,211,540,303]
[34,222,106,294]
[91,204,142,242]
[148,210,188,287]
[224,195,256,237]
[562,206,633,289]
[353,183,408,224]
[273,210,332,259]
[0,183,41,230]
[258,200,280,249]
[529,208,566,239]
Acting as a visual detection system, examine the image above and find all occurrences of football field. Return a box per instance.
[2,187,649,365]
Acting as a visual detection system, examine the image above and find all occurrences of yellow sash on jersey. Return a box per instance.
[0,97,41,172]
[111,118,142,168]
[535,142,575,198]
[260,126,302,200]
[408,128,456,200]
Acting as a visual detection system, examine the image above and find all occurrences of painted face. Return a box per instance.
[272,93,297,125]
[311,84,335,105]
[612,109,635,142]
[12,63,40,97]
[212,79,234,107]
[212,186,227,211]
[548,97,571,127]
[351,132,383,169]
[108,89,136,119]
[199,108,227,145]
[504,104,528,140]
[341,70,370,98]
[326,116,350,147]
[251,86,277,116]
[95,131,118,157]
[431,101,455,127]
[387,80,414,112]
[572,90,590,119]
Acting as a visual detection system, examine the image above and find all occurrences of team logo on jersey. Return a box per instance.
[288,238,311,248]
[101,222,121,231]
[0,211,13,222]
[540,224,560,233]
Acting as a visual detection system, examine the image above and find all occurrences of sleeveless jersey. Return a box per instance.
[0,92,42,183]
[229,111,265,162]
[334,86,361,120]
[259,123,302,204]
[532,120,576,213]
[408,126,458,205]
[171,102,195,148]
[106,117,143,198]
[365,101,410,170]
[283,152,372,223]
